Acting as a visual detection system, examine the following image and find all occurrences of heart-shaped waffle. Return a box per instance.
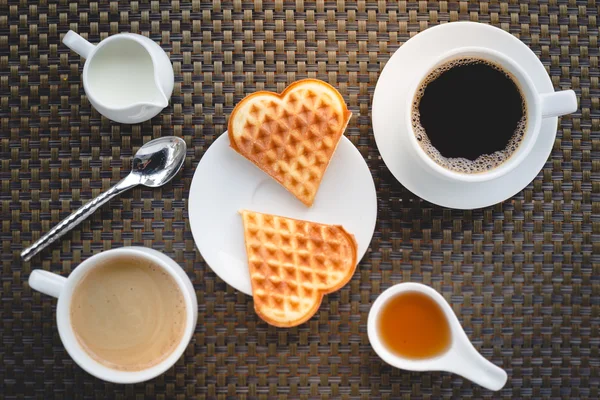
[229,79,352,206]
[240,210,358,327]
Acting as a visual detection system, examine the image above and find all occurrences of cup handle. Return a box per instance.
[63,30,96,59]
[29,270,67,299]
[540,90,577,118]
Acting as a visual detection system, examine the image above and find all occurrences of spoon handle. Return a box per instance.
[448,347,508,391]
[21,176,138,262]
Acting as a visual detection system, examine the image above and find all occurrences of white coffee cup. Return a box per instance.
[368,283,508,391]
[28,247,198,384]
[405,47,577,183]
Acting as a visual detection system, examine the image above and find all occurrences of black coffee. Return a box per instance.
[412,58,526,173]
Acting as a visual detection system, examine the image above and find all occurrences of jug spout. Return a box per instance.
[104,89,168,124]
[152,92,169,109]
[126,103,167,122]
[122,86,169,123]
[145,82,169,109]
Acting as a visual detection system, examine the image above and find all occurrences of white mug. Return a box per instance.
[28,247,198,384]
[368,283,508,391]
[63,31,174,124]
[405,47,577,183]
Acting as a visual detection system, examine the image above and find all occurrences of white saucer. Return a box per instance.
[372,22,558,209]
[188,133,378,295]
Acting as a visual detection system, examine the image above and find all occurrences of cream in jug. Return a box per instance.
[63,31,174,124]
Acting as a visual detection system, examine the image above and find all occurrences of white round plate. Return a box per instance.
[372,22,557,209]
[189,133,378,295]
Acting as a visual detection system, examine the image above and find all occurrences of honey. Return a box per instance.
[378,291,451,359]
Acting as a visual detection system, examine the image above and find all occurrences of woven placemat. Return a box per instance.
[1,1,598,399]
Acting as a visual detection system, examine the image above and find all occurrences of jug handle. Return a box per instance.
[63,30,96,59]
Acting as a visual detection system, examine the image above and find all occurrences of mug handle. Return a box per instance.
[63,30,96,59]
[540,90,577,118]
[29,270,67,298]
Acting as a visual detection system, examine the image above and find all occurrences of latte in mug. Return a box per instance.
[412,58,527,173]
[70,256,187,371]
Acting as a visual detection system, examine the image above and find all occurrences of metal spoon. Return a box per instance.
[21,136,187,261]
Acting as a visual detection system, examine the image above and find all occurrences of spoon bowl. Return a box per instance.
[21,136,187,261]
[133,136,187,187]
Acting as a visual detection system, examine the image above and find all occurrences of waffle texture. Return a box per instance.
[229,79,352,206]
[240,210,357,327]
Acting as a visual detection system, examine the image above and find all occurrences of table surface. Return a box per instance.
[1,1,599,399]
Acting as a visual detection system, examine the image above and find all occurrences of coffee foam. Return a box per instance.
[70,256,187,372]
[411,58,527,174]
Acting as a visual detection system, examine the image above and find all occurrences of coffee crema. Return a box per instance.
[70,256,186,371]
[412,58,527,173]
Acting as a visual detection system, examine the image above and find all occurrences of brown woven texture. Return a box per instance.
[1,0,598,399]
